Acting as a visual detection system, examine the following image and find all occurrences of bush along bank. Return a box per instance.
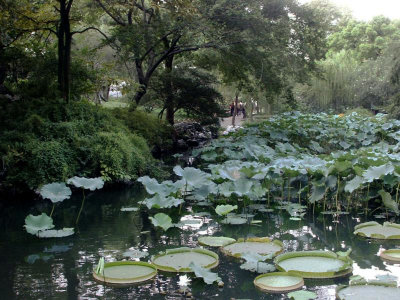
[0,97,167,196]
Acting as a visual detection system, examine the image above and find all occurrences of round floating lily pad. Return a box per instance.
[275,251,353,279]
[354,221,400,239]
[151,247,219,272]
[221,237,283,258]
[254,272,304,293]
[92,261,157,285]
[337,284,400,300]
[380,249,400,263]
[198,236,236,247]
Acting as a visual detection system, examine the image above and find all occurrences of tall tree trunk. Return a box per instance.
[231,91,239,126]
[165,55,174,125]
[58,0,73,103]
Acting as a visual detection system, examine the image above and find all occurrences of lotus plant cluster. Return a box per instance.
[24,177,104,238]
[139,112,400,232]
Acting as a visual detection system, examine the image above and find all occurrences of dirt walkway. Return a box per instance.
[220,115,246,129]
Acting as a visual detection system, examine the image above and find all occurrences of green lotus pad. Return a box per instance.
[151,247,219,272]
[221,237,283,258]
[275,251,353,278]
[198,236,236,247]
[92,261,157,285]
[337,284,400,300]
[254,272,304,293]
[353,221,400,239]
[380,249,400,263]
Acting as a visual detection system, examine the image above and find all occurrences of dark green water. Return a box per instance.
[1,185,400,299]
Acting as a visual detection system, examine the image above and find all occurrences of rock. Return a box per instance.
[174,122,214,149]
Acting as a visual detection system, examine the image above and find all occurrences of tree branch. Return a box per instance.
[94,0,126,26]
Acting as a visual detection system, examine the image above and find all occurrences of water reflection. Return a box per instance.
[1,185,400,299]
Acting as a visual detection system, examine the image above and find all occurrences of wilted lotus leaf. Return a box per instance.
[149,213,174,231]
[189,262,221,284]
[67,177,104,191]
[37,228,74,238]
[39,183,72,203]
[24,213,55,235]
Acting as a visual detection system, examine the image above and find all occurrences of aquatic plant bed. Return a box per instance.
[92,261,157,285]
[274,251,353,278]
[151,247,219,272]
[254,272,304,292]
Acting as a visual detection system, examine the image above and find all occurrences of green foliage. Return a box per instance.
[111,108,173,151]
[0,98,158,189]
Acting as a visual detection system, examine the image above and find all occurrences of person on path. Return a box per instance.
[230,102,235,116]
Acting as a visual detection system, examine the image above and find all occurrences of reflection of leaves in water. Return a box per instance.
[25,253,54,264]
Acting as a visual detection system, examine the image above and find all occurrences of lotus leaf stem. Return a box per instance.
[336,176,340,212]
[298,182,302,205]
[50,203,55,217]
[396,182,400,204]
[76,187,86,225]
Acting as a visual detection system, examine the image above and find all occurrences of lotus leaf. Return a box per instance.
[144,194,183,209]
[123,249,149,259]
[198,236,236,247]
[149,213,174,231]
[354,221,400,239]
[67,177,104,191]
[254,272,304,293]
[220,216,247,225]
[337,284,400,300]
[37,228,74,238]
[120,207,139,212]
[378,190,399,214]
[288,290,317,300]
[151,247,219,272]
[189,262,221,284]
[173,166,209,186]
[380,249,400,262]
[24,213,55,235]
[215,204,238,216]
[363,164,394,183]
[39,183,72,203]
[222,238,283,258]
[344,176,364,193]
[275,250,353,278]
[233,179,254,196]
[93,261,157,284]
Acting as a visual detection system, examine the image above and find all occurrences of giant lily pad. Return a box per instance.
[92,261,157,285]
[254,272,304,293]
[151,247,219,272]
[39,183,72,203]
[221,237,283,258]
[379,249,400,263]
[354,221,400,239]
[337,283,400,300]
[198,236,236,247]
[274,250,353,278]
[67,177,104,191]
[24,213,55,235]
[219,216,248,225]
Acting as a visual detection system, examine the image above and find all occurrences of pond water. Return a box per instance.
[1,185,400,299]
